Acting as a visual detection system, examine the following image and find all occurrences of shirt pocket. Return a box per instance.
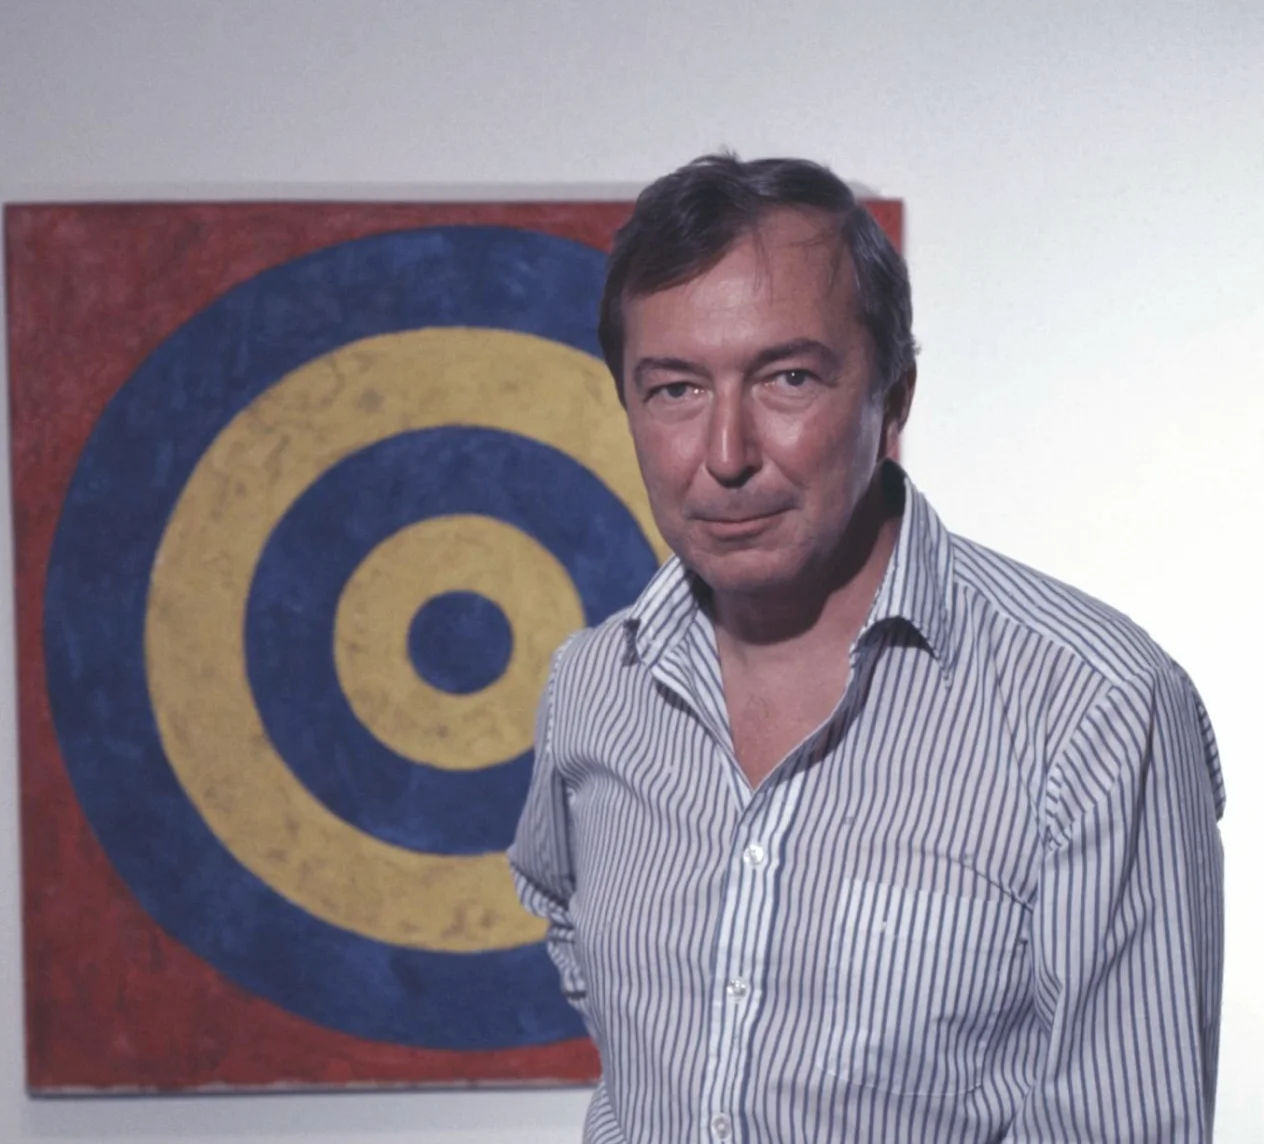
[818,879,1028,1097]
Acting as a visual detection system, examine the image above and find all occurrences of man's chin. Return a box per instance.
[681,547,804,600]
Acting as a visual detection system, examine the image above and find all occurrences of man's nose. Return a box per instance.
[704,388,759,487]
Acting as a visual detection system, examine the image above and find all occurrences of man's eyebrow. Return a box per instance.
[630,356,709,389]
[745,338,840,374]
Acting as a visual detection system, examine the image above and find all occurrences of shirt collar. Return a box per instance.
[863,462,957,675]
[622,551,706,668]
[622,462,957,674]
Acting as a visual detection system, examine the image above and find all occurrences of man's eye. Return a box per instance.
[778,369,813,388]
[655,382,694,399]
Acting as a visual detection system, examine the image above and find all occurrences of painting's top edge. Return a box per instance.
[1,183,649,208]
[1,178,889,210]
[2,198,641,215]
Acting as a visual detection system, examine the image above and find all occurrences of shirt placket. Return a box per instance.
[700,762,807,1144]
[646,630,755,1143]
[671,618,810,1144]
[697,635,881,1143]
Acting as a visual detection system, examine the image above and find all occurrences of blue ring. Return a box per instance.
[44,225,634,1048]
[245,426,656,853]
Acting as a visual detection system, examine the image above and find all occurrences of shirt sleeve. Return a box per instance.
[507,650,589,1019]
[1008,665,1225,1142]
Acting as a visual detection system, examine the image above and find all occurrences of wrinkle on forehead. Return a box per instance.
[742,207,853,303]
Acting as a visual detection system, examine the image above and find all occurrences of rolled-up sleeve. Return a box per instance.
[1010,665,1225,1141]
[507,653,589,1019]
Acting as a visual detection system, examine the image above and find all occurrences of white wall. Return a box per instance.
[1,1,1260,1140]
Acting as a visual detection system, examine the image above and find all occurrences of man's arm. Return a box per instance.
[507,654,589,1018]
[1009,665,1225,1142]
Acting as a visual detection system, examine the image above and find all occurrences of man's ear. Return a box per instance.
[882,365,917,459]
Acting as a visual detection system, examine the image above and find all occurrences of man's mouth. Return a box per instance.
[695,511,786,538]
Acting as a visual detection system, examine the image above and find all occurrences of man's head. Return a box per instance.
[599,153,915,404]
[606,154,917,604]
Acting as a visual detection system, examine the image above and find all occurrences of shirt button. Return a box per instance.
[726,976,749,999]
[710,1113,732,1139]
[742,842,766,868]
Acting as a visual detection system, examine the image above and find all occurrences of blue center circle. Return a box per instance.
[408,591,513,695]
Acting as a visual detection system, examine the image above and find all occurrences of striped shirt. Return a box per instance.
[509,467,1225,1143]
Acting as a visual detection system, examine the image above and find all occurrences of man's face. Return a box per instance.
[621,207,909,600]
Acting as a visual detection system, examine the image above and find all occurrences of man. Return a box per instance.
[508,154,1224,1142]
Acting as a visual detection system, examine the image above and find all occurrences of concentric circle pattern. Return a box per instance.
[44,225,667,1049]
[331,513,581,780]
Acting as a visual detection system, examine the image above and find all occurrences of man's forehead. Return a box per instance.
[627,209,853,322]
[747,204,845,253]
[738,209,852,294]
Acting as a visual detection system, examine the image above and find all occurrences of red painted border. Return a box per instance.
[5,197,902,1092]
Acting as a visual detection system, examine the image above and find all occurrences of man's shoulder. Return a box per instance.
[946,530,1178,687]
[548,605,638,695]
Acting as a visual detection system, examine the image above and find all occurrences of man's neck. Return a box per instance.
[706,488,902,788]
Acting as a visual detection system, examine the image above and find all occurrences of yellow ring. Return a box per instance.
[145,327,667,951]
[333,515,583,770]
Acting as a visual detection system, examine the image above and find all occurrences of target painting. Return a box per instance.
[5,197,904,1093]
